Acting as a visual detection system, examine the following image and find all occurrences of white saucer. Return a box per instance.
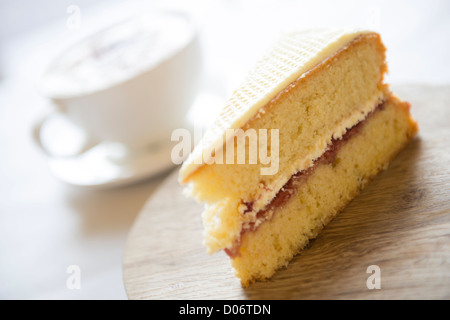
[48,141,176,189]
[39,91,225,189]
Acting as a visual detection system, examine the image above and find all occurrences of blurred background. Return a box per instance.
[0,0,449,299]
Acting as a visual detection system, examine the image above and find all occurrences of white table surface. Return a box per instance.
[0,0,449,299]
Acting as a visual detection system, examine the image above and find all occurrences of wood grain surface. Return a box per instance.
[123,85,450,299]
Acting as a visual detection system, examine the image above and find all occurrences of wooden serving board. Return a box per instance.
[123,85,450,299]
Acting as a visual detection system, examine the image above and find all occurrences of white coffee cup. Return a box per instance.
[35,10,201,158]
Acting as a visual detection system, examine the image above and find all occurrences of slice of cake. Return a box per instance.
[179,29,418,287]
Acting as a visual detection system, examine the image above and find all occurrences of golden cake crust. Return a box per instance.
[178,29,418,286]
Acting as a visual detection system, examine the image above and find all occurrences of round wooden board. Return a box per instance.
[123,85,450,299]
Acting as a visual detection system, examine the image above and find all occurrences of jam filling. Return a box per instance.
[224,101,386,258]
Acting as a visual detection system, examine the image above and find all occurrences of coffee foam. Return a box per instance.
[41,12,194,97]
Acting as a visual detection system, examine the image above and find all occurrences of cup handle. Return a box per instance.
[32,112,98,157]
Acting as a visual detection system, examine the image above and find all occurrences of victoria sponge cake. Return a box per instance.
[178,28,418,287]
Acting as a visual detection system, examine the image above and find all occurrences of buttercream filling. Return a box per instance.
[225,100,386,258]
